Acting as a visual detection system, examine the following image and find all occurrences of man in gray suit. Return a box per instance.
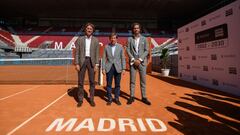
[126,23,151,105]
[75,23,99,107]
[102,33,126,106]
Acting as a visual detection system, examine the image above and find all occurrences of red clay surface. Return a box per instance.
[0,72,239,135]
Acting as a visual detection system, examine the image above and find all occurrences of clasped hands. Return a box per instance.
[133,59,141,67]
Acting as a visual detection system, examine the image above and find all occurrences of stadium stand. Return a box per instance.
[21,49,72,58]
[18,35,34,43]
[0,25,176,76]
[0,40,13,50]
[27,35,73,48]
[0,28,15,47]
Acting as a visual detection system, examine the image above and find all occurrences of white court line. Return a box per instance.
[0,86,40,101]
[6,90,69,135]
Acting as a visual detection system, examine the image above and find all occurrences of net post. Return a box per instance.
[98,58,103,86]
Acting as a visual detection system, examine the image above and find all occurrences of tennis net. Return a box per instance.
[0,58,100,84]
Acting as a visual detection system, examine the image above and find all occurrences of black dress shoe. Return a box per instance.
[115,100,121,106]
[142,98,151,105]
[106,101,112,106]
[127,97,135,105]
[90,100,96,107]
[77,101,83,107]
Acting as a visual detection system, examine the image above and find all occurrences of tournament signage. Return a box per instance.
[178,0,240,96]
[195,24,228,49]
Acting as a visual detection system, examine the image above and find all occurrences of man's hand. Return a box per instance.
[134,60,141,67]
[122,70,126,75]
[94,66,98,72]
[75,65,80,71]
[102,70,106,75]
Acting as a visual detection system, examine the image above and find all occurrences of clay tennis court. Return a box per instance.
[0,66,239,135]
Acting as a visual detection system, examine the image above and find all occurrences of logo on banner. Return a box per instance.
[211,54,217,60]
[192,56,196,60]
[225,8,233,16]
[193,75,197,81]
[178,39,182,43]
[229,67,237,74]
[212,79,219,86]
[190,23,199,29]
[179,56,182,60]
[183,56,190,60]
[221,54,236,58]
[180,65,185,68]
[195,24,228,49]
[192,66,201,69]
[203,66,209,71]
[198,55,208,59]
[209,14,221,22]
[201,20,206,26]
[212,67,224,71]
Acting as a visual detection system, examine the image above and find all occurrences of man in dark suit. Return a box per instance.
[102,33,126,106]
[75,23,99,107]
[126,23,151,105]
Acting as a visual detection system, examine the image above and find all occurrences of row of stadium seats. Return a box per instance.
[0,34,171,49]
[0,26,174,50]
[9,25,174,35]
[0,28,15,47]
[0,51,20,59]
[22,49,72,58]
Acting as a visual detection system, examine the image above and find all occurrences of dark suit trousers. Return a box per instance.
[106,65,121,102]
[78,57,95,102]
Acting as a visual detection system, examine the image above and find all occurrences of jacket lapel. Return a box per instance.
[138,36,143,53]
[107,45,113,58]
[131,37,137,54]
[113,44,119,57]
[83,36,86,56]
[90,36,94,57]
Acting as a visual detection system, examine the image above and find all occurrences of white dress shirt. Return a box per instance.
[134,37,140,55]
[111,44,116,56]
[130,36,143,65]
[85,36,91,57]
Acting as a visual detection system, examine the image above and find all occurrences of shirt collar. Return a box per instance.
[85,35,92,39]
[110,43,117,47]
[133,34,141,39]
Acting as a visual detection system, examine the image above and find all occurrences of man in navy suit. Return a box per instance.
[102,33,126,105]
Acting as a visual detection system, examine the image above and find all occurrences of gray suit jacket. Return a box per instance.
[126,35,149,66]
[75,36,99,67]
[102,43,126,73]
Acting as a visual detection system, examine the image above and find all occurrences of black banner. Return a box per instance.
[195,24,228,44]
